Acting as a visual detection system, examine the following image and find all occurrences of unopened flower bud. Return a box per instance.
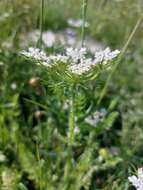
[29,77,39,88]
[34,110,44,120]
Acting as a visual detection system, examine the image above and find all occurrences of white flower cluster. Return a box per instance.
[21,47,48,62]
[128,168,143,190]
[94,47,120,64]
[67,47,120,75]
[21,47,120,75]
[85,109,107,127]
[67,18,89,28]
[21,47,68,67]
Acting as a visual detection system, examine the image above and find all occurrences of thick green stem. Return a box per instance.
[68,90,75,147]
[81,0,88,47]
[64,86,76,184]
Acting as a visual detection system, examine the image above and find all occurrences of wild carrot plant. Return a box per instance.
[1,0,143,190]
[20,2,121,190]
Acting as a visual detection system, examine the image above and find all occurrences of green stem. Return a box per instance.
[81,0,88,47]
[63,86,76,184]
[38,0,44,48]
[36,142,42,190]
[97,14,143,106]
[68,89,75,147]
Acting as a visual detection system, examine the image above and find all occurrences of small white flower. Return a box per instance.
[21,46,120,75]
[24,30,56,47]
[11,83,17,90]
[128,168,143,190]
[27,30,40,44]
[68,57,92,75]
[42,31,56,47]
[94,47,120,64]
[85,109,107,127]
[67,18,89,28]
[138,168,143,180]
[74,127,80,134]
[21,47,51,67]
[50,55,68,63]
[21,47,44,60]
[66,47,87,63]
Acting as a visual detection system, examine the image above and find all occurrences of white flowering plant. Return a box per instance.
[2,0,143,189]
[21,45,120,141]
[19,44,121,189]
[21,46,120,85]
[128,168,143,190]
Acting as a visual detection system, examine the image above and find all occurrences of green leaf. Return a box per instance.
[95,111,119,134]
[18,183,28,190]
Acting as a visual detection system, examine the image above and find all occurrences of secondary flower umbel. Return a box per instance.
[21,47,120,75]
[85,109,107,127]
[128,168,143,190]
[67,18,89,28]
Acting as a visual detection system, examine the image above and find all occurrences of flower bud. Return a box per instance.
[29,77,39,88]
[34,110,44,120]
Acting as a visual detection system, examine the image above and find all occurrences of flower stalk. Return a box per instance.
[63,85,76,184]
[68,86,75,147]
[37,0,44,48]
[81,0,88,47]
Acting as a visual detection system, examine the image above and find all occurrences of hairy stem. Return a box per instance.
[81,0,88,47]
[68,89,75,147]
[64,86,76,185]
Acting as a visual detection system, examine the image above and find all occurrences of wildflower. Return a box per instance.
[21,47,47,62]
[69,58,92,75]
[23,30,56,47]
[66,29,76,37]
[85,109,107,127]
[74,126,80,134]
[67,18,89,28]
[128,168,143,190]
[26,30,40,44]
[21,47,68,67]
[21,47,120,75]
[48,55,68,64]
[67,47,120,75]
[66,47,87,62]
[42,31,56,47]
[94,47,120,64]
[11,83,17,90]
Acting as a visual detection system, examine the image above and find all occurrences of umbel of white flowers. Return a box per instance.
[85,108,107,127]
[21,47,120,75]
[67,18,89,28]
[128,168,143,190]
